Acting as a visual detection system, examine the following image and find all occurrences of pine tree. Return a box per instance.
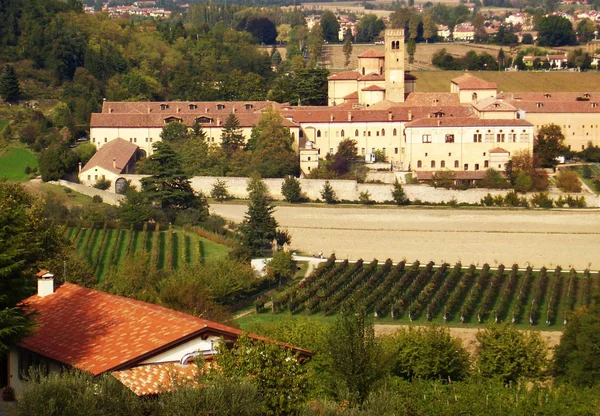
[141,142,209,223]
[220,113,245,155]
[239,175,278,255]
[343,29,353,68]
[321,181,336,204]
[391,179,410,205]
[0,65,20,103]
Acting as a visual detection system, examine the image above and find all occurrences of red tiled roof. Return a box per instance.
[362,85,386,91]
[506,100,600,114]
[358,49,385,58]
[358,73,385,81]
[343,91,359,100]
[451,73,497,90]
[113,363,201,396]
[473,97,518,112]
[19,283,311,376]
[101,101,279,115]
[404,92,461,107]
[406,117,532,128]
[80,138,138,174]
[328,71,360,80]
[489,147,509,153]
[91,112,298,128]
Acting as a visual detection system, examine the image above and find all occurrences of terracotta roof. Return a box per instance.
[473,97,518,112]
[343,91,359,100]
[406,117,533,128]
[548,54,567,60]
[19,283,311,376]
[358,49,385,58]
[404,92,461,107]
[404,72,417,81]
[451,73,497,90]
[328,71,360,81]
[112,363,201,396]
[362,85,386,91]
[101,101,280,115]
[80,138,138,174]
[415,170,488,180]
[91,112,298,128]
[358,73,385,81]
[505,100,600,114]
[489,147,509,153]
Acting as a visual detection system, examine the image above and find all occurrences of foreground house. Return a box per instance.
[7,273,310,397]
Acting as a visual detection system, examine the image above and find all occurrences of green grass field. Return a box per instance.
[68,225,230,281]
[0,146,38,181]
[0,118,8,132]
[571,164,600,195]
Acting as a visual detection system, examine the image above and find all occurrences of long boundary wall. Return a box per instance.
[56,176,600,207]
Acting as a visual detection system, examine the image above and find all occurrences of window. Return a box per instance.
[362,67,365,75]
[329,148,333,154]
[475,163,480,171]
[189,104,197,110]
[361,148,365,155]
[371,148,375,153]
[484,160,489,168]
[394,147,399,154]
[485,131,494,143]
[87,175,90,181]
[160,104,169,110]
[316,130,321,138]
[376,131,380,137]
[244,103,253,110]
[368,131,371,137]
[381,129,385,136]
[393,128,397,136]
[341,129,345,137]
[519,132,529,142]
[216,104,225,110]
[473,131,482,142]
[445,134,455,143]
[472,92,478,101]
[431,160,436,168]
[464,163,469,170]
[454,160,459,168]
[355,129,359,137]
[422,134,432,143]
[441,160,445,168]
[196,116,213,124]
[496,133,505,143]
[104,138,107,143]
[417,160,422,168]
[307,157,311,161]
[19,350,48,381]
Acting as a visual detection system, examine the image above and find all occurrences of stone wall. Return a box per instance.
[56,176,600,207]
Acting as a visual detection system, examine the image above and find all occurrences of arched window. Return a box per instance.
[472,92,478,101]
[431,160,436,168]
[381,129,385,136]
[355,129,359,137]
[475,163,480,171]
[417,160,422,168]
[340,129,345,137]
[441,160,446,168]
[454,160,459,168]
[484,161,489,168]
[316,130,321,138]
[393,128,397,136]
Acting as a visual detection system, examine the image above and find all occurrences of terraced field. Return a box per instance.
[272,256,599,329]
[67,224,230,281]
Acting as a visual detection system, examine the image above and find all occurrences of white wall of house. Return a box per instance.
[79,166,120,187]
[141,336,220,364]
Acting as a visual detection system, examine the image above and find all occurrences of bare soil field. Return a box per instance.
[374,324,562,355]
[210,204,600,270]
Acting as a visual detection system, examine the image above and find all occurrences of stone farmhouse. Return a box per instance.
[5,272,310,398]
[84,28,600,190]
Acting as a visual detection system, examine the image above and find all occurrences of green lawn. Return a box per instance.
[0,118,8,132]
[571,164,600,195]
[0,146,38,181]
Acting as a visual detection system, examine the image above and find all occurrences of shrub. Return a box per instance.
[210,179,231,202]
[582,165,593,179]
[93,177,111,190]
[513,172,533,193]
[281,176,303,203]
[359,190,374,204]
[92,195,103,204]
[321,181,337,204]
[556,195,586,208]
[431,170,455,189]
[480,168,510,189]
[530,193,553,208]
[391,179,410,205]
[481,193,494,206]
[556,170,582,193]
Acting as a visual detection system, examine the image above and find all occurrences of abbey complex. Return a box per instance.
[81,29,600,187]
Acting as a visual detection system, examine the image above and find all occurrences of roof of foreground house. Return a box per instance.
[19,283,311,376]
[358,49,385,58]
[80,138,139,174]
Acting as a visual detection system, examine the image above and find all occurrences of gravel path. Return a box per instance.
[211,204,600,270]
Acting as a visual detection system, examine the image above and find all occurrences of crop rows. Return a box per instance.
[275,259,592,327]
[68,225,228,281]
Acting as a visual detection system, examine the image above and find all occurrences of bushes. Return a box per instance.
[281,176,303,203]
[321,180,337,204]
[93,177,111,190]
[556,170,582,193]
[210,179,231,202]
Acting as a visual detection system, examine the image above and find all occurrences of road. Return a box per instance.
[211,204,600,270]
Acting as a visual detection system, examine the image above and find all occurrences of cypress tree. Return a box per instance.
[0,65,20,103]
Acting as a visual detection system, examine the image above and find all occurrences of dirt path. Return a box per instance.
[375,324,562,355]
[211,204,600,270]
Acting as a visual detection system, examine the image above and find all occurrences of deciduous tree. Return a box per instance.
[535,124,567,168]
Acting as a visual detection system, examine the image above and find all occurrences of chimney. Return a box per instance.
[205,107,209,113]
[176,107,180,113]
[148,107,151,113]
[347,111,352,121]
[437,120,442,126]
[330,114,334,122]
[109,107,113,114]
[217,118,221,126]
[78,162,82,173]
[36,270,55,297]
[408,110,413,121]
[113,158,116,169]
[232,107,236,113]
[388,111,392,121]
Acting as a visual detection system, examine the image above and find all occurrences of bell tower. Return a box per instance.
[384,29,405,103]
